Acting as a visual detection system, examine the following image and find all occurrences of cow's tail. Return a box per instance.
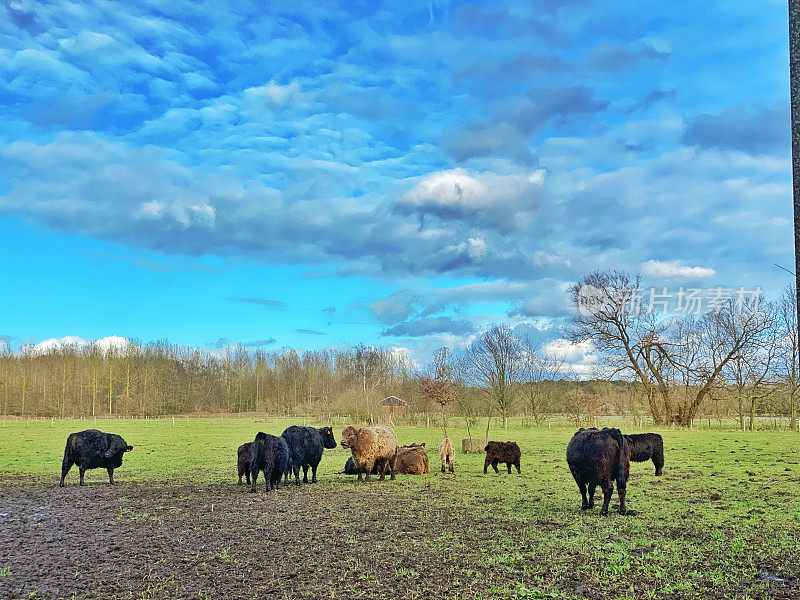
[62,434,75,467]
[609,428,627,487]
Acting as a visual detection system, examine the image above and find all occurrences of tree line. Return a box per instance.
[1,269,797,431]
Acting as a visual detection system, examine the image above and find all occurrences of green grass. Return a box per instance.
[1,416,799,599]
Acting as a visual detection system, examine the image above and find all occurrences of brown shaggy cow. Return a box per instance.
[395,443,429,475]
[438,437,455,473]
[340,425,398,482]
[484,441,521,474]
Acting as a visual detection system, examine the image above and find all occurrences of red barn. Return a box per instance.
[381,395,408,417]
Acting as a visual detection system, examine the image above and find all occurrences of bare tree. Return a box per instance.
[571,270,774,427]
[775,284,800,430]
[462,324,522,433]
[520,337,563,426]
[666,301,775,426]
[569,270,673,424]
[418,347,459,437]
[352,344,389,425]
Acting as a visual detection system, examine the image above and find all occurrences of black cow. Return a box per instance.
[625,433,664,475]
[59,429,133,486]
[281,425,338,485]
[237,442,252,485]
[249,432,290,492]
[484,441,521,474]
[342,456,379,475]
[566,427,631,516]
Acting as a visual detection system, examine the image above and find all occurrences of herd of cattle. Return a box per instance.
[58,425,665,515]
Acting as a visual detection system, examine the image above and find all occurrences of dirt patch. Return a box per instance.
[0,480,526,600]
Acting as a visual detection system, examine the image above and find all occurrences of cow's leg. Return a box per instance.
[302,464,309,484]
[448,456,454,473]
[483,458,489,474]
[246,470,251,486]
[617,479,627,515]
[311,463,318,483]
[507,462,512,474]
[293,464,301,486]
[578,481,589,510]
[79,467,87,486]
[250,470,258,493]
[441,459,446,473]
[364,461,373,482]
[599,478,614,516]
[515,460,521,474]
[588,483,597,508]
[653,455,664,476]
[237,472,242,485]
[388,456,396,481]
[492,460,500,473]
[60,459,73,487]
[264,469,271,492]
[378,458,387,481]
[107,467,115,485]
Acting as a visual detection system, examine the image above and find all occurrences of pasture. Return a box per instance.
[0,417,798,600]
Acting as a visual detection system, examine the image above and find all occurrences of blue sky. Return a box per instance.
[0,0,793,366]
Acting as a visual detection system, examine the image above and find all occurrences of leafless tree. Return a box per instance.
[520,337,564,426]
[418,347,459,436]
[666,301,775,427]
[569,270,673,424]
[351,344,389,425]
[775,284,799,430]
[571,270,775,426]
[461,324,522,433]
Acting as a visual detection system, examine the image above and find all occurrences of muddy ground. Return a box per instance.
[0,478,532,600]
[1,475,798,600]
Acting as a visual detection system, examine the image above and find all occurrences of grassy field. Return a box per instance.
[0,417,798,599]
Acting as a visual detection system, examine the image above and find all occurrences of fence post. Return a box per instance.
[172,416,175,427]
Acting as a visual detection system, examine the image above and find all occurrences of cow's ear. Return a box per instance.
[126,445,133,451]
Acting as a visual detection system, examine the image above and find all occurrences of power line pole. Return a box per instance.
[791,1,800,389]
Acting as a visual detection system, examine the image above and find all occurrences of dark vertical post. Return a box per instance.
[791,1,800,431]
[792,1,800,303]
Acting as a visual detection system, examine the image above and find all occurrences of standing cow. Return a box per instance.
[340,425,397,482]
[60,429,133,486]
[484,441,521,474]
[281,425,338,485]
[625,433,664,475]
[566,427,631,516]
[438,437,455,473]
[237,442,252,485]
[249,432,290,492]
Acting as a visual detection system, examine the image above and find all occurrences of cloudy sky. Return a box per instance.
[0,0,793,366]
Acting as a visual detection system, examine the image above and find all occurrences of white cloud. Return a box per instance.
[404,169,488,208]
[94,336,131,352]
[541,338,599,378]
[243,81,300,110]
[34,336,87,352]
[32,335,130,354]
[640,259,716,280]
